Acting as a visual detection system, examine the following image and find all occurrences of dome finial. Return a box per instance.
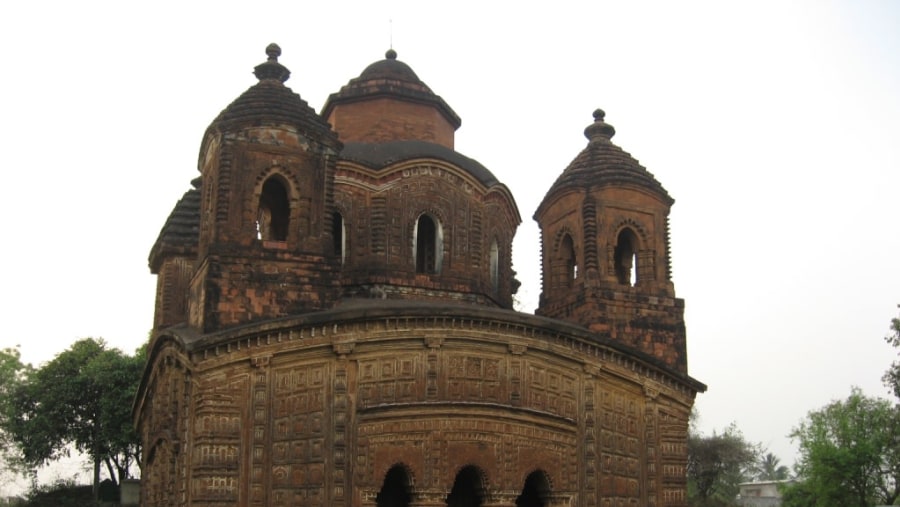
[266,43,282,62]
[254,43,290,83]
[386,48,397,60]
[584,108,616,141]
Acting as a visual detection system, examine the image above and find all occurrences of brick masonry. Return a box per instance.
[138,46,704,507]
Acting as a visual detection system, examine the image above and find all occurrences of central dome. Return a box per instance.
[321,49,461,147]
[357,48,423,83]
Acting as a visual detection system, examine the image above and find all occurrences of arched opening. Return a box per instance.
[376,465,412,507]
[257,177,290,241]
[446,466,485,507]
[614,228,639,286]
[332,211,345,264]
[414,214,442,274]
[515,470,551,507]
[489,239,499,292]
[553,233,577,289]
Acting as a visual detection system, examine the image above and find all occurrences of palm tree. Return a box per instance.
[757,452,790,481]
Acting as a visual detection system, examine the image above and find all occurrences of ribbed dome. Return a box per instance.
[357,48,423,83]
[321,49,460,129]
[340,140,500,186]
[539,110,672,210]
[208,44,338,143]
[148,178,200,273]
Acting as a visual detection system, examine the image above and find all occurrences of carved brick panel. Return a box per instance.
[270,362,330,507]
[190,374,247,504]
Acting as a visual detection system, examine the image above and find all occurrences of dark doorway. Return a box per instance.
[515,470,551,507]
[376,465,412,507]
[446,466,484,507]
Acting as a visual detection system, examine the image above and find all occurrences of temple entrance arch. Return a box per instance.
[446,465,486,507]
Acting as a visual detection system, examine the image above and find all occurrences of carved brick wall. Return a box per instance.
[137,307,698,507]
[334,160,518,308]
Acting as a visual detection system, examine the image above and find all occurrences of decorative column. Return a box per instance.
[583,366,599,507]
[249,355,271,506]
[333,342,355,505]
[643,385,660,507]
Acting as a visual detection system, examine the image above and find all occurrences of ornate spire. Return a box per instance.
[253,43,291,83]
[584,108,616,142]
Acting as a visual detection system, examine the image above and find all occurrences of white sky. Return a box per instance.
[1,0,898,487]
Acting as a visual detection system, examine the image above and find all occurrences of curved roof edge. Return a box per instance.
[154,299,705,393]
[340,140,499,187]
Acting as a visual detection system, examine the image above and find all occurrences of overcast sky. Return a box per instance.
[1,0,898,488]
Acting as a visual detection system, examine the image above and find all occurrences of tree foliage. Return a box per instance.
[756,452,790,481]
[786,387,900,507]
[884,304,900,399]
[0,346,32,477]
[687,423,760,506]
[0,338,145,492]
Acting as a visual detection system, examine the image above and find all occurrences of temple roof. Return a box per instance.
[321,49,461,129]
[340,140,499,187]
[207,44,338,143]
[538,109,673,213]
[148,178,200,272]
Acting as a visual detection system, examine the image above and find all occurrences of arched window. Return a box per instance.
[376,465,412,507]
[332,211,345,264]
[489,239,499,292]
[516,470,551,507]
[614,228,639,286]
[257,177,290,241]
[414,214,443,274]
[552,233,577,289]
[446,466,485,507]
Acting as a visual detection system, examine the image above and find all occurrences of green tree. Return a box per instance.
[756,452,790,481]
[884,304,900,399]
[687,423,760,506]
[787,387,900,507]
[0,346,32,485]
[0,338,145,501]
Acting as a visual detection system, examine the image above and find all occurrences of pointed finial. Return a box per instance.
[386,48,397,60]
[254,43,291,83]
[584,108,616,141]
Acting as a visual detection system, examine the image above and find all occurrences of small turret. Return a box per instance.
[188,44,342,332]
[534,109,686,371]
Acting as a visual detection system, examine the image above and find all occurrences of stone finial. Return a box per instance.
[254,43,291,83]
[266,43,282,62]
[385,48,397,60]
[584,108,616,142]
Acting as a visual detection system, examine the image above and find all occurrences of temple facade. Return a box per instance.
[135,44,705,507]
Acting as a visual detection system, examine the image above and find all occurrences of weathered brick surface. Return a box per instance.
[535,111,687,373]
[326,97,457,148]
[139,47,703,507]
[137,303,701,507]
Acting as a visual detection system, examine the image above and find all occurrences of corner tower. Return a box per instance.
[534,110,686,372]
[190,44,342,332]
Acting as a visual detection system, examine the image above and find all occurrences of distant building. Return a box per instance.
[135,44,706,507]
[737,480,793,507]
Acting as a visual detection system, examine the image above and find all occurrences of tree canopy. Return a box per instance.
[755,452,790,481]
[784,387,900,507]
[0,338,145,496]
[884,304,900,400]
[0,346,31,481]
[687,422,760,506]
